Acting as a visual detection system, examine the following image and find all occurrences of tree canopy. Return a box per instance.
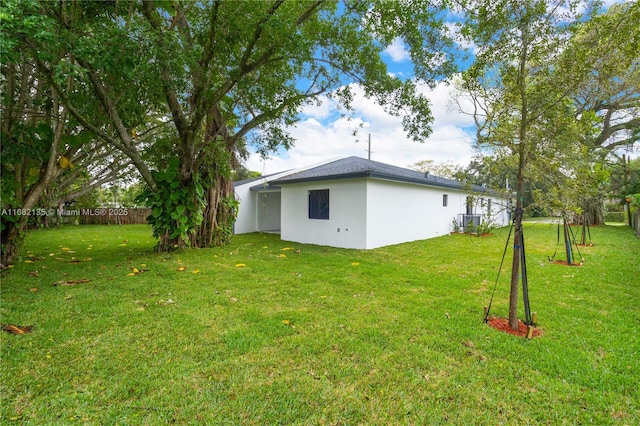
[2,0,456,258]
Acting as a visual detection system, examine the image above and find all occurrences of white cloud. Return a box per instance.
[244,80,477,175]
[383,37,411,63]
[299,94,336,120]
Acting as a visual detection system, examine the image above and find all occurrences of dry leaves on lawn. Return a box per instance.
[2,324,34,335]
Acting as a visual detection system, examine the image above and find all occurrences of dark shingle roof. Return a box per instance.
[233,170,289,188]
[271,156,492,193]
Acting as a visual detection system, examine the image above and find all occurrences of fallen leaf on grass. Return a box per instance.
[176,266,187,272]
[28,270,39,277]
[2,324,34,335]
[277,254,286,258]
[351,262,360,266]
[234,263,247,268]
[282,320,295,328]
[127,267,148,276]
[24,260,34,264]
[191,269,200,274]
[281,247,292,251]
[29,288,38,293]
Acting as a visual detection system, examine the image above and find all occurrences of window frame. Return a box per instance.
[308,189,330,220]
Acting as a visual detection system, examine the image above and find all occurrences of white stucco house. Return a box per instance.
[233,156,511,249]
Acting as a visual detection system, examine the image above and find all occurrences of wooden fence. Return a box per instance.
[79,208,151,225]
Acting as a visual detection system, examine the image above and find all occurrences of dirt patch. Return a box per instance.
[486,317,542,338]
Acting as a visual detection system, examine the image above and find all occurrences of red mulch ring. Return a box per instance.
[550,260,584,266]
[486,317,542,338]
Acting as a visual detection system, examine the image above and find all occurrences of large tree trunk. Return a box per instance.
[1,168,61,267]
[192,108,239,248]
[1,97,66,267]
[1,221,25,269]
[581,198,604,226]
[196,177,236,248]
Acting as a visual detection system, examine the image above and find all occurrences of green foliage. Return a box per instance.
[216,196,240,244]
[476,218,496,235]
[138,160,205,250]
[451,217,461,233]
[605,202,624,213]
[604,211,625,223]
[556,1,640,153]
[409,159,462,179]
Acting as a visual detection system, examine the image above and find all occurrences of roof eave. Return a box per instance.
[274,171,502,192]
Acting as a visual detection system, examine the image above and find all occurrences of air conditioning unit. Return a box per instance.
[462,214,481,229]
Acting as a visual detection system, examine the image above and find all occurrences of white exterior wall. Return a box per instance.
[234,158,342,234]
[238,170,510,248]
[234,182,258,234]
[257,191,281,231]
[234,188,282,233]
[365,179,471,249]
[280,179,367,249]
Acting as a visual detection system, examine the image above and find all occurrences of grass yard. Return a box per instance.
[1,223,639,424]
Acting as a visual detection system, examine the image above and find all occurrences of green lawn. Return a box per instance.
[1,224,638,424]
